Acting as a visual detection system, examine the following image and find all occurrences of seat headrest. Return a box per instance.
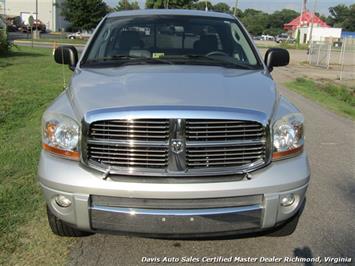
[119,31,142,50]
[194,35,218,53]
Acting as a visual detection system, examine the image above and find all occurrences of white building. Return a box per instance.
[298,27,342,44]
[3,0,69,31]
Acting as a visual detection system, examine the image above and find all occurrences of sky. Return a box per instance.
[105,0,354,15]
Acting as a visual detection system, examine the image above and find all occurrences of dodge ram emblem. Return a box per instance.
[171,139,184,154]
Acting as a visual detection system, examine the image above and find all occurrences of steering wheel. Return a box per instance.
[206,51,229,57]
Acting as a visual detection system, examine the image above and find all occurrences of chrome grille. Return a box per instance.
[85,117,268,176]
[185,119,266,169]
[87,119,169,169]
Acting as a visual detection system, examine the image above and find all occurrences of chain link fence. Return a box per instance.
[308,42,332,69]
[339,37,355,81]
[308,38,355,80]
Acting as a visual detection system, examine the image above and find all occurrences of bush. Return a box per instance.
[0,29,12,55]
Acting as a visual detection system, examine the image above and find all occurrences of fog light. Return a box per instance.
[280,194,295,207]
[55,195,72,208]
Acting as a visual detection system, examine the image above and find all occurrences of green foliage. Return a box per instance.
[0,29,12,55]
[240,9,269,36]
[115,0,140,11]
[327,4,355,31]
[191,1,212,10]
[213,2,230,13]
[287,78,355,119]
[145,0,197,9]
[268,9,299,30]
[61,0,109,30]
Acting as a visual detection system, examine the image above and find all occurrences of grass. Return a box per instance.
[286,77,355,119]
[14,38,87,45]
[255,41,309,50]
[0,47,74,265]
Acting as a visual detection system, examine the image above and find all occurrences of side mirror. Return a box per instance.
[54,45,78,71]
[264,48,289,72]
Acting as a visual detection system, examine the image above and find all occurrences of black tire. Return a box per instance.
[47,206,93,237]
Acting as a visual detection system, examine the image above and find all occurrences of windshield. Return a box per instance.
[82,15,262,69]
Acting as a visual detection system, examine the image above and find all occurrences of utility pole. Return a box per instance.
[234,0,239,16]
[308,0,317,45]
[35,0,38,31]
[2,0,6,16]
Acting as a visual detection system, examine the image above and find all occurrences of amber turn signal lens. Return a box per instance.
[272,146,303,160]
[42,144,80,160]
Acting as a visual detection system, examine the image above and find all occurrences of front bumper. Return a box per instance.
[38,151,310,235]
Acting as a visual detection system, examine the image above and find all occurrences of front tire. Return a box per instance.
[47,206,93,237]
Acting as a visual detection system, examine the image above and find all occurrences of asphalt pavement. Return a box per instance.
[65,65,355,265]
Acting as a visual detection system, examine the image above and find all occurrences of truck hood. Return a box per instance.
[69,65,277,119]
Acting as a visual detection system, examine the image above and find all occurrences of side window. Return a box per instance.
[230,23,257,65]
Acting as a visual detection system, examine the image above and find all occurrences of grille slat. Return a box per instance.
[90,151,167,158]
[187,155,263,162]
[100,160,168,167]
[91,155,168,162]
[187,151,264,157]
[89,146,168,153]
[90,133,170,139]
[187,146,263,153]
[186,129,264,134]
[187,133,264,139]
[188,161,257,167]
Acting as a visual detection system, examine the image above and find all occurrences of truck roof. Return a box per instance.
[107,9,235,20]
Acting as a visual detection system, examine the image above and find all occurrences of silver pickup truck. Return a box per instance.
[38,9,310,238]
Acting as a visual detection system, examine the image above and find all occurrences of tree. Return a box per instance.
[268,9,299,29]
[146,0,197,9]
[240,9,269,35]
[61,0,109,30]
[191,1,213,11]
[327,4,355,31]
[213,2,230,13]
[115,0,140,11]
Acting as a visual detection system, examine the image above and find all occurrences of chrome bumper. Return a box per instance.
[90,205,262,235]
[89,195,264,234]
[38,151,310,235]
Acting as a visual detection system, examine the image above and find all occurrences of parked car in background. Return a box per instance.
[275,33,296,44]
[67,31,92,40]
[252,35,263,41]
[275,33,289,43]
[40,9,309,239]
[261,34,275,41]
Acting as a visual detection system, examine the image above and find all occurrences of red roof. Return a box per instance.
[284,11,330,31]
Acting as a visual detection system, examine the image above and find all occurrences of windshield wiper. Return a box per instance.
[162,54,256,69]
[83,55,173,66]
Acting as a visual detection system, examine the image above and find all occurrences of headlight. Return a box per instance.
[272,113,304,160]
[42,113,80,160]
